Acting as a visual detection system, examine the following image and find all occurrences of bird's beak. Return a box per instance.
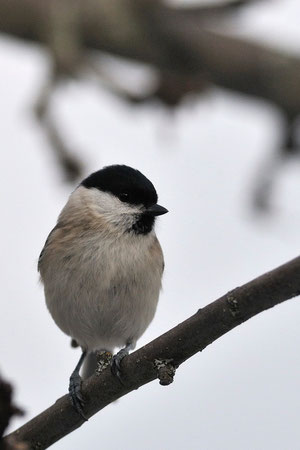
[145,204,169,216]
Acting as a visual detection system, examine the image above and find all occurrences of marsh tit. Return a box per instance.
[38,165,168,418]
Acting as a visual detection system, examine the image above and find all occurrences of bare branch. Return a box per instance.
[5,255,300,449]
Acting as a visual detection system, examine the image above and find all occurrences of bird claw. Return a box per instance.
[69,373,88,421]
[110,348,128,385]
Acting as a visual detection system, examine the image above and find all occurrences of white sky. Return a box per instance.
[1,1,300,449]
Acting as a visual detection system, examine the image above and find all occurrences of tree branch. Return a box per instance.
[5,255,300,449]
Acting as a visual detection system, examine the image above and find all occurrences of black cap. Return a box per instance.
[81,165,158,208]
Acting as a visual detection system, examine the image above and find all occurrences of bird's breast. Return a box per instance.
[42,228,164,351]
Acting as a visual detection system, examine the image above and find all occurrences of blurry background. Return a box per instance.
[1,0,300,449]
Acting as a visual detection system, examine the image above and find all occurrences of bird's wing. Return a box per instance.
[38,224,60,272]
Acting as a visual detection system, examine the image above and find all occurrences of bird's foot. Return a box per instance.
[69,371,88,421]
[111,348,129,384]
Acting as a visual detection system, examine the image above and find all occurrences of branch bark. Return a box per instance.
[5,255,300,449]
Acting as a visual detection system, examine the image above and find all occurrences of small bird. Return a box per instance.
[38,165,168,418]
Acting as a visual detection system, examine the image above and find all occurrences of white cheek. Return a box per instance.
[90,189,141,214]
[75,187,143,230]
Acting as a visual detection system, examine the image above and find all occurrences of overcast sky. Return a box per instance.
[1,1,300,449]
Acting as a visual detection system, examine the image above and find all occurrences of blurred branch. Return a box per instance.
[33,74,83,182]
[0,374,25,450]
[1,0,299,116]
[89,59,209,106]
[252,114,300,212]
[5,255,300,449]
[167,0,264,21]
[0,0,299,201]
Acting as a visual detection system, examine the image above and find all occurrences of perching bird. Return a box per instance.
[38,165,168,418]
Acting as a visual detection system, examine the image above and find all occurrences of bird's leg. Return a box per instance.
[69,350,87,420]
[111,342,134,384]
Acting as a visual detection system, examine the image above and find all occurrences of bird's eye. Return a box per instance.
[119,192,129,202]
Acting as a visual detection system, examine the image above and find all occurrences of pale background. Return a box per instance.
[1,1,300,449]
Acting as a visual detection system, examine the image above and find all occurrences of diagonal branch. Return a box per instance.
[4,255,300,449]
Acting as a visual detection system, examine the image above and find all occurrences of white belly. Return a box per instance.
[43,232,162,352]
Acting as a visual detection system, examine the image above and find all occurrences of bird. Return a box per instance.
[38,164,168,419]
